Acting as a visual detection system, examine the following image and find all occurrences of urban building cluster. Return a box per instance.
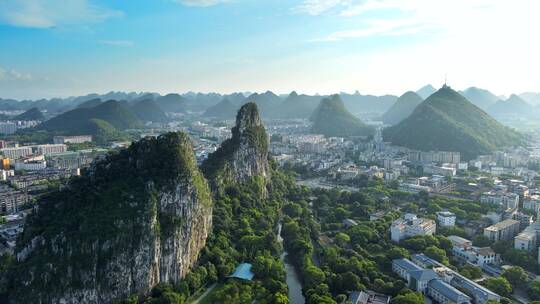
[393,254,500,304]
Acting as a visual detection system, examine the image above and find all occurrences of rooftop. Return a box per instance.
[428,279,470,302]
[393,258,422,272]
[228,263,255,281]
[485,219,519,230]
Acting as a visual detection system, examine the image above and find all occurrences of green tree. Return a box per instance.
[334,232,350,247]
[473,235,491,247]
[503,266,527,288]
[283,202,302,218]
[304,266,326,288]
[392,291,424,304]
[483,277,512,298]
[459,265,482,280]
[425,246,449,265]
[528,280,540,301]
[272,292,289,304]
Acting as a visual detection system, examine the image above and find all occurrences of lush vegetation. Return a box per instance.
[131,99,169,123]
[203,99,238,119]
[37,100,142,134]
[12,107,45,121]
[383,86,525,160]
[116,163,293,304]
[270,92,320,119]
[381,91,423,125]
[5,132,212,302]
[310,95,375,137]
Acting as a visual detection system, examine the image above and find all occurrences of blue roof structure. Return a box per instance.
[228,263,255,281]
[429,279,470,303]
[409,269,438,282]
[393,258,423,272]
[411,253,443,268]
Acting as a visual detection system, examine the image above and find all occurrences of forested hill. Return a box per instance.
[381,91,423,125]
[383,85,525,160]
[310,95,375,137]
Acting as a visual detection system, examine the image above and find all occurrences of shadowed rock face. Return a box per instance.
[9,132,212,304]
[202,102,270,190]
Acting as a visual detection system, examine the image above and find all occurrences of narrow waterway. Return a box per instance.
[277,223,306,304]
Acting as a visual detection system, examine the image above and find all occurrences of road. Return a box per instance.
[190,283,217,304]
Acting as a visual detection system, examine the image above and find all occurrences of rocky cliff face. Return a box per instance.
[9,132,212,304]
[201,102,270,189]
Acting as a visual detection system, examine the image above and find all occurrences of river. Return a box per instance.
[277,222,306,304]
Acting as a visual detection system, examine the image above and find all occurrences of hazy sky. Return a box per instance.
[1,0,539,99]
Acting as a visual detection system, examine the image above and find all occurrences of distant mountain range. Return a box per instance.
[3,86,540,124]
[380,91,423,125]
[340,92,397,114]
[310,95,374,137]
[269,91,321,119]
[520,92,540,105]
[416,85,436,99]
[383,86,524,160]
[487,94,534,119]
[459,87,499,111]
[76,98,103,109]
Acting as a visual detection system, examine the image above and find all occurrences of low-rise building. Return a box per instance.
[524,195,540,213]
[0,122,17,135]
[53,135,93,144]
[514,220,540,251]
[399,183,431,193]
[348,290,391,304]
[424,164,456,177]
[35,144,67,155]
[391,214,436,242]
[483,219,520,242]
[437,211,456,227]
[427,279,471,304]
[1,146,32,159]
[480,191,519,209]
[14,159,47,171]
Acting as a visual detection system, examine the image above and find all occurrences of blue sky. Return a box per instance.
[1,0,539,99]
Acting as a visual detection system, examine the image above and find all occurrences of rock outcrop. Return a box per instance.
[201,102,270,190]
[9,132,212,304]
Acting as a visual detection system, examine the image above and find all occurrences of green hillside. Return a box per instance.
[243,91,282,117]
[383,86,525,160]
[270,91,321,119]
[155,94,188,112]
[76,98,103,109]
[130,99,168,123]
[37,100,142,135]
[310,95,375,137]
[203,98,238,119]
[12,107,45,121]
[381,91,423,125]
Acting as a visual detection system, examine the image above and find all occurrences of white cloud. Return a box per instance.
[0,67,33,81]
[98,40,134,47]
[0,0,123,28]
[175,0,230,7]
[313,18,429,41]
[293,0,349,15]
